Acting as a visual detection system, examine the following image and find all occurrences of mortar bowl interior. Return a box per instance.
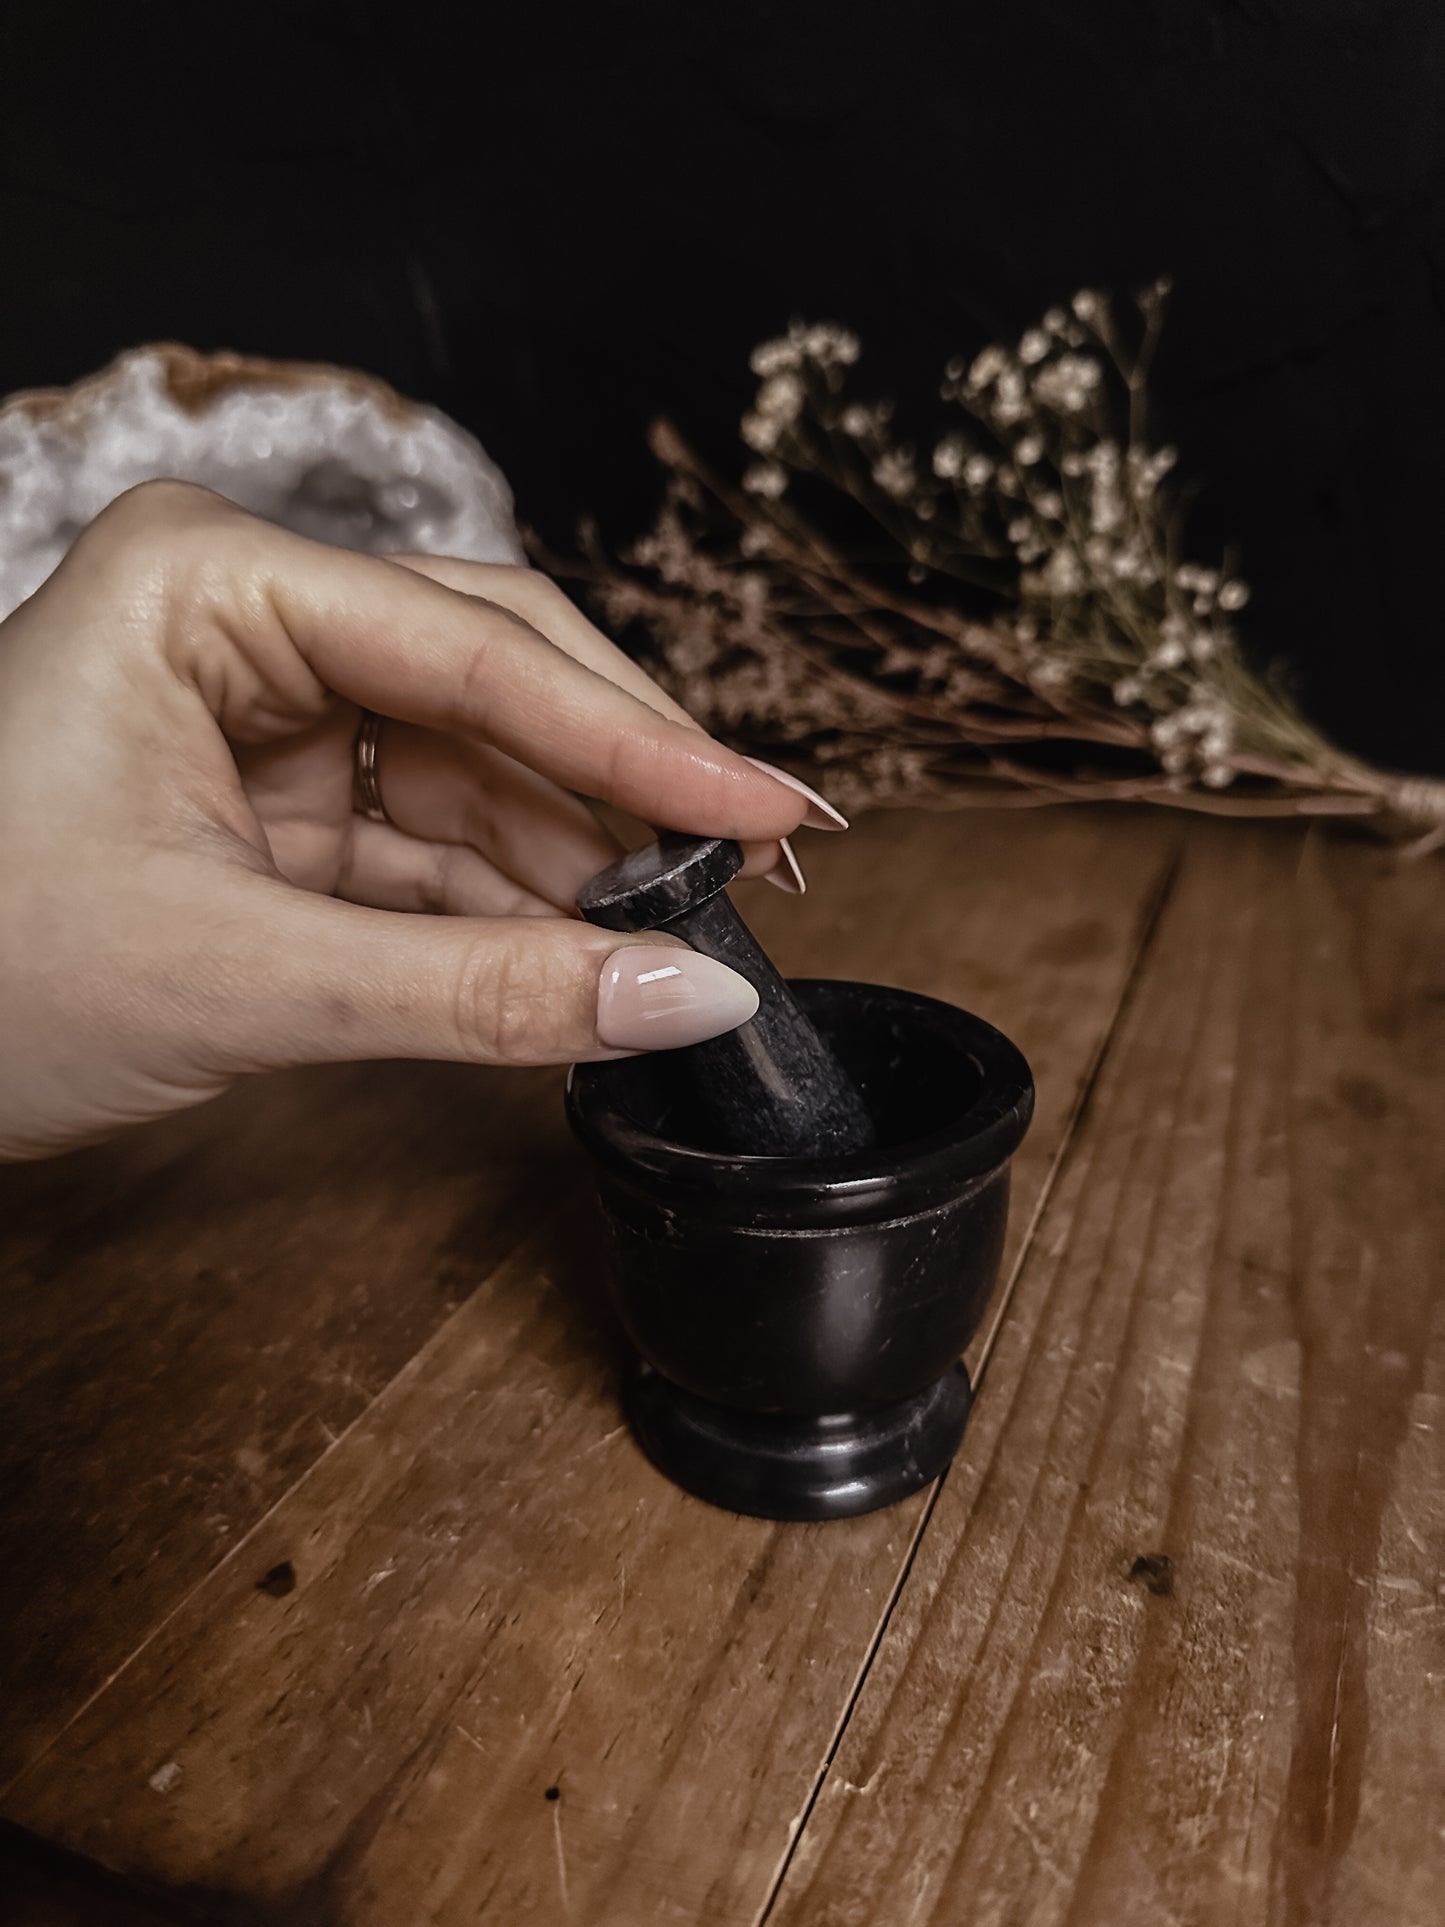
[568,978,1034,1212]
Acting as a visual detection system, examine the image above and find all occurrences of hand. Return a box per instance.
[0,481,843,1159]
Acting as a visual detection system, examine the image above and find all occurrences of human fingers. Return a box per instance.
[69,483,814,843]
[210,879,761,1071]
[366,725,622,910]
[337,818,565,920]
[388,555,840,889]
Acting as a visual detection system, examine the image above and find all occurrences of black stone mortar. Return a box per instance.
[566,976,1034,1521]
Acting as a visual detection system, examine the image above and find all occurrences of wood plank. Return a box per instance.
[766,822,1445,1927]
[0,1055,574,1784]
[1,808,1175,1925]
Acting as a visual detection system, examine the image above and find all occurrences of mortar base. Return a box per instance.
[624,1358,973,1521]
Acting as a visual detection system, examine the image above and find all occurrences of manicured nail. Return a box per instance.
[597,945,760,1050]
[763,837,807,895]
[745,757,849,831]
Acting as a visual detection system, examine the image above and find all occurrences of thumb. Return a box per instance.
[212,883,761,1071]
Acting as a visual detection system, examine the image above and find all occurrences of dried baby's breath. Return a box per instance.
[539,289,1445,852]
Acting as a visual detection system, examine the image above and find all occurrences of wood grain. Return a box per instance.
[766,823,1445,1927]
[0,1057,572,1787]
[0,809,1173,1924]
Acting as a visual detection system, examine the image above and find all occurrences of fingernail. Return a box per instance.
[763,836,807,895]
[597,945,760,1050]
[745,757,849,831]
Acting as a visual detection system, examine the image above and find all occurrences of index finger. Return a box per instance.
[388,554,702,732]
[133,486,812,844]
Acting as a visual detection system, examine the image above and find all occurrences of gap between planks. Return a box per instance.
[752,840,1184,1927]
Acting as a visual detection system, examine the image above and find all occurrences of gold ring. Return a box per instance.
[353,710,389,823]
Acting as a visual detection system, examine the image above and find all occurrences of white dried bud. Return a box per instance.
[967,345,1007,389]
[991,365,1028,426]
[872,450,916,498]
[1007,516,1033,544]
[932,436,966,478]
[1036,491,1063,518]
[743,462,788,500]
[1202,763,1234,788]
[842,404,875,437]
[1015,435,1044,466]
[1089,482,1123,536]
[1174,563,1219,595]
[737,574,768,619]
[1152,637,1187,669]
[795,322,860,367]
[964,453,994,488]
[1031,658,1072,693]
[1061,452,1088,477]
[1033,354,1103,414]
[944,356,965,381]
[757,372,804,420]
[1018,329,1050,365]
[1043,548,1085,595]
[1071,289,1101,321]
[741,412,781,453]
[750,338,801,377]
[1113,676,1145,705]
[1042,307,1069,334]
[1217,580,1250,611]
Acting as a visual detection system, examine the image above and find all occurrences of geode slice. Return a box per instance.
[0,343,523,619]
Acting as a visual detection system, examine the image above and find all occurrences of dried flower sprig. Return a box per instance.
[540,290,1445,852]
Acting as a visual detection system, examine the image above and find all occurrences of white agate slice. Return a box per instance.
[0,344,523,621]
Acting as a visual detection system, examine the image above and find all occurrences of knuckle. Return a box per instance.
[454,624,500,717]
[498,566,568,626]
[417,848,452,918]
[425,844,476,918]
[92,478,224,545]
[451,936,569,1066]
[75,480,238,601]
[514,565,560,602]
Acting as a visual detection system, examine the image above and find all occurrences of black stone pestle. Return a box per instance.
[576,833,877,1158]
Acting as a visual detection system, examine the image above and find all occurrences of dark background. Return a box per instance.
[4,0,1442,770]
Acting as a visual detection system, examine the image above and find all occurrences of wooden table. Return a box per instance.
[1,808,1441,1927]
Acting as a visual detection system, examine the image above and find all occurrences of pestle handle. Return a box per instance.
[577,834,876,1158]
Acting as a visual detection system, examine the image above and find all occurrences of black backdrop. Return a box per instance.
[4,1,1442,770]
